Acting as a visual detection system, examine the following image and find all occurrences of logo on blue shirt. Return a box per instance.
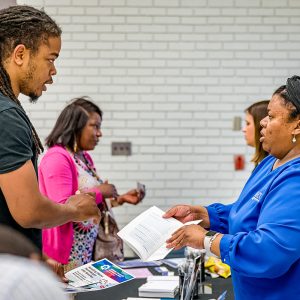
[251,191,262,202]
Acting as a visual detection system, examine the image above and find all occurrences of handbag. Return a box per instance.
[93,201,124,262]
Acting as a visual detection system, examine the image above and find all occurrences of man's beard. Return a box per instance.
[20,60,40,103]
[28,92,39,103]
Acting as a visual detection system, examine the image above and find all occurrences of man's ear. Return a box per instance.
[12,44,28,66]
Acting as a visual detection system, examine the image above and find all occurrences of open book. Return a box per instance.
[117,206,201,261]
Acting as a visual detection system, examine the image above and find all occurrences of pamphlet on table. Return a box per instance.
[117,258,162,269]
[65,258,134,292]
[117,206,201,261]
[124,268,153,278]
[160,257,185,269]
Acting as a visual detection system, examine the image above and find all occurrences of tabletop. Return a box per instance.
[75,265,234,300]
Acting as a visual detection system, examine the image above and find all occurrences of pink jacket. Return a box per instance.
[38,145,103,264]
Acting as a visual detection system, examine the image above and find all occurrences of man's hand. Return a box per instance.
[163,204,210,228]
[66,193,101,224]
[166,224,207,250]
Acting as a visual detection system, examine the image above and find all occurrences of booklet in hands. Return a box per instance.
[117,206,201,261]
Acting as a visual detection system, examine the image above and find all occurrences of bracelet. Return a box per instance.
[209,232,220,252]
[204,232,220,255]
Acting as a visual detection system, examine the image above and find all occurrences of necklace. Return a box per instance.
[73,151,102,182]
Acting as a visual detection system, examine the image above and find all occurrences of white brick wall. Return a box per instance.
[0,0,16,9]
[17,1,300,238]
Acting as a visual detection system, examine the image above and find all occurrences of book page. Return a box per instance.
[146,243,173,262]
[118,206,183,260]
[118,206,200,261]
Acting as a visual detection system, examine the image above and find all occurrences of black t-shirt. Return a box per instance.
[0,93,41,249]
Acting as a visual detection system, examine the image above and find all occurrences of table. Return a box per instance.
[75,267,234,300]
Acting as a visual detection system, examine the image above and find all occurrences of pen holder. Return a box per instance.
[195,250,206,297]
[200,250,206,282]
[179,248,207,300]
[178,271,199,300]
[178,268,184,297]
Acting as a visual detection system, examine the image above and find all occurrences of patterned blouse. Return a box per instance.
[65,152,102,272]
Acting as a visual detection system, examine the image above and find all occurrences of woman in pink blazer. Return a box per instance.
[39,97,143,271]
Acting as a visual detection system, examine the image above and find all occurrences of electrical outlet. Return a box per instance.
[111,142,132,156]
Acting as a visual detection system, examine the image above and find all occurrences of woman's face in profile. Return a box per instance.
[243,112,255,147]
[78,112,102,151]
[260,94,298,159]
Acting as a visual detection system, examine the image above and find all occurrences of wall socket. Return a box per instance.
[111,142,132,156]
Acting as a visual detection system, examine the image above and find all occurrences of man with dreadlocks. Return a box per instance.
[0,5,101,274]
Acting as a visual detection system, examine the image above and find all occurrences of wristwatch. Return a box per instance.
[204,230,219,255]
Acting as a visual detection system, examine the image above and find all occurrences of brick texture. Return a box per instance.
[17,0,300,254]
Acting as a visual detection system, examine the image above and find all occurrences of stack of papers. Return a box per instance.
[138,276,179,298]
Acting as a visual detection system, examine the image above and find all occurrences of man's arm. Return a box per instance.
[0,160,100,229]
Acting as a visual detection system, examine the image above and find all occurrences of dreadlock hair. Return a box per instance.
[0,5,62,154]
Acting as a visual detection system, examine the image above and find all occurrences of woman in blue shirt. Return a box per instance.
[164,75,300,300]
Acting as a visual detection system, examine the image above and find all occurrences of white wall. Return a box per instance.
[0,0,16,9]
[17,0,300,231]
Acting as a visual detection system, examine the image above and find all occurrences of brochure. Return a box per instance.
[124,268,153,278]
[161,257,185,269]
[117,206,201,261]
[65,258,134,290]
[117,258,162,269]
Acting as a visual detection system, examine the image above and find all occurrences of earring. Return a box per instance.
[73,140,78,152]
[292,134,297,144]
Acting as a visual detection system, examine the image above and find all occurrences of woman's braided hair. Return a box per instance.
[0,5,62,154]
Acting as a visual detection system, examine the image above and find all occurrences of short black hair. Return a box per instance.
[46,96,103,149]
[273,85,299,120]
